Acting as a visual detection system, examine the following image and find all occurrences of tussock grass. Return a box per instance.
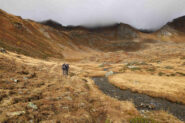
[109,73,185,104]
[130,117,158,123]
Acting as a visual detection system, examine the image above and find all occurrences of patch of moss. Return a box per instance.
[180,56,185,60]
[158,72,165,76]
[130,67,141,71]
[176,72,185,76]
[165,66,174,69]
[147,68,156,72]
[130,117,158,123]
[169,73,176,76]
[105,118,112,123]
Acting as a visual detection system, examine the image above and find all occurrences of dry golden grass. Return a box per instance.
[1,51,183,122]
[146,111,184,123]
[109,72,185,104]
[107,56,185,105]
[0,52,139,123]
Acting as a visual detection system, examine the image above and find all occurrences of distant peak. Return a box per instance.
[40,19,64,30]
[167,15,185,32]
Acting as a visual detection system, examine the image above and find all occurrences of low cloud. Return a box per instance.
[0,0,185,29]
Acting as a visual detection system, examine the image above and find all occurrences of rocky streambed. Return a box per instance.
[92,76,185,121]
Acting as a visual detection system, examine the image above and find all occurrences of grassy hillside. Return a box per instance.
[0,9,185,60]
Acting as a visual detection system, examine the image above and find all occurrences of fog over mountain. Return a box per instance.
[0,0,185,30]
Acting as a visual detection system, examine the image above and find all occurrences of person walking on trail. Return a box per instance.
[62,63,70,76]
[65,64,69,75]
[62,63,67,76]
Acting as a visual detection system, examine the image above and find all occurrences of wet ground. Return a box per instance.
[92,77,185,121]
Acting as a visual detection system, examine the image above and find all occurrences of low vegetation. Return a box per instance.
[130,117,158,123]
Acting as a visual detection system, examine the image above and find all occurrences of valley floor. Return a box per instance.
[0,40,185,123]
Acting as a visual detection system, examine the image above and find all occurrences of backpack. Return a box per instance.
[66,64,69,69]
[62,64,66,69]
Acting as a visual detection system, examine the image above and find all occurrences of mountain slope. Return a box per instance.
[0,9,142,60]
[0,9,185,60]
[155,16,185,42]
[0,9,81,59]
[168,16,185,33]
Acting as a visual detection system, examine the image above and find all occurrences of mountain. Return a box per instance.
[153,16,185,42]
[0,9,140,59]
[168,16,185,33]
[0,9,185,60]
[40,19,65,30]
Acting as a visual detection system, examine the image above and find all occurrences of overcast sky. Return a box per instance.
[0,0,185,29]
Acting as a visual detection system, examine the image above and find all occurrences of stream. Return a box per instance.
[92,76,185,121]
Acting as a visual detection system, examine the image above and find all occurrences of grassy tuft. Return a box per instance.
[147,68,156,72]
[176,72,185,76]
[165,66,174,69]
[129,117,158,123]
[105,118,112,123]
[158,72,165,76]
[129,67,141,71]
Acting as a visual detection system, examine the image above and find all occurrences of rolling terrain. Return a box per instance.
[0,9,185,123]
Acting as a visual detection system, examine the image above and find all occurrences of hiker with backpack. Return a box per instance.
[65,64,69,75]
[62,63,70,76]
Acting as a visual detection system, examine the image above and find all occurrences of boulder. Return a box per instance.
[105,71,114,77]
[10,78,19,83]
[99,63,105,67]
[14,79,19,83]
[127,66,138,69]
[0,48,6,53]
[127,65,141,71]
[148,104,155,109]
[27,102,38,110]
[7,111,25,117]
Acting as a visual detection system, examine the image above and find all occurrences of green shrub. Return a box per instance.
[147,68,156,72]
[158,72,165,76]
[169,73,176,76]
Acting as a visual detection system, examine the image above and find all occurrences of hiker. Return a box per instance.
[62,63,70,76]
[65,64,69,75]
[62,63,67,75]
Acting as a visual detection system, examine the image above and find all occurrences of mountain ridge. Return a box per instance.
[0,9,185,60]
